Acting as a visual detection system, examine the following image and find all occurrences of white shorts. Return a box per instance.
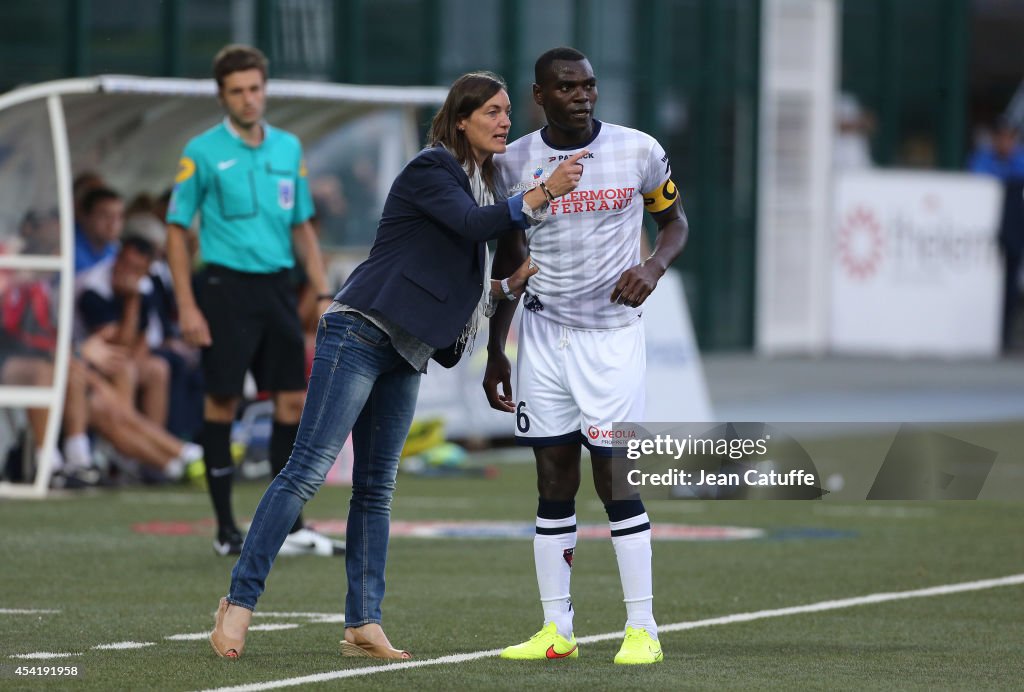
[515,310,645,455]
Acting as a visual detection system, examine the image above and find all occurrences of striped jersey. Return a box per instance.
[494,120,674,329]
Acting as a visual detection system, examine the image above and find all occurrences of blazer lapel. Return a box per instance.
[435,146,486,274]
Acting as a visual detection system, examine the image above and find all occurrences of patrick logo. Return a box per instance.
[562,547,574,568]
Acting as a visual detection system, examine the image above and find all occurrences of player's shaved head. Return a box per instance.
[535,47,588,85]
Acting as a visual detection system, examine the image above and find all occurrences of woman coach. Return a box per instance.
[210,71,587,660]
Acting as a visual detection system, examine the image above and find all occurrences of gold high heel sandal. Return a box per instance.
[340,623,411,660]
[209,597,250,659]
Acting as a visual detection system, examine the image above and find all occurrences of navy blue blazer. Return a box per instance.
[335,146,528,359]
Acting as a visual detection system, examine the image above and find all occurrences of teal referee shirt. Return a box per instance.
[166,118,315,273]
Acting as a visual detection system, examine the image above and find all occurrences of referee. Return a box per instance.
[165,44,340,557]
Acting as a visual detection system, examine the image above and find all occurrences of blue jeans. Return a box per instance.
[227,311,420,626]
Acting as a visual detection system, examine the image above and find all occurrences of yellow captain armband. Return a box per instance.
[642,178,679,213]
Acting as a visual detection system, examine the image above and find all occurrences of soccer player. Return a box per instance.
[484,47,689,664]
[165,44,342,557]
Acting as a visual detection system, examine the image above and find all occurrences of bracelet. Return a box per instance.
[500,277,518,301]
[538,182,556,202]
[317,293,335,300]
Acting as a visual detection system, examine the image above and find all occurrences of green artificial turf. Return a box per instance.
[1,434,1022,691]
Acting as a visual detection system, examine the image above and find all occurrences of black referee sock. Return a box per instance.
[200,421,236,537]
[270,421,303,534]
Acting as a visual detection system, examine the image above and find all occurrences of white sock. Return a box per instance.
[165,443,203,481]
[181,443,203,463]
[535,512,577,639]
[164,457,185,480]
[39,447,65,471]
[610,511,658,639]
[63,434,91,470]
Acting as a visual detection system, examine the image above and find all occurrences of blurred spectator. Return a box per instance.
[0,210,60,296]
[1,331,202,487]
[0,273,64,475]
[310,174,350,245]
[72,171,106,220]
[1,350,101,488]
[123,212,204,440]
[77,235,170,427]
[72,348,203,483]
[969,118,1024,178]
[154,188,173,224]
[0,275,200,486]
[1,212,81,481]
[969,118,1024,351]
[123,213,173,349]
[18,208,60,255]
[75,186,124,273]
[340,154,380,246]
[834,93,875,171]
[126,192,157,217]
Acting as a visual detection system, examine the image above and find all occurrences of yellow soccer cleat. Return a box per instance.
[613,626,663,664]
[500,622,579,660]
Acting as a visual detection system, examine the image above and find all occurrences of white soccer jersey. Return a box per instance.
[495,121,675,330]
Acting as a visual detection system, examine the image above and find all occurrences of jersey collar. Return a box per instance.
[540,119,602,151]
[222,117,271,147]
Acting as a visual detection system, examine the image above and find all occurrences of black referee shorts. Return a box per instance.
[196,264,307,397]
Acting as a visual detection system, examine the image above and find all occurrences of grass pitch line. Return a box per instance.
[200,648,506,690]
[168,633,220,642]
[254,612,346,623]
[197,572,1024,692]
[585,572,1024,643]
[168,625,302,642]
[0,608,60,615]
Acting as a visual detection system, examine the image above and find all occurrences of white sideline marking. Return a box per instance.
[258,610,346,622]
[0,608,60,615]
[249,624,301,632]
[166,633,211,642]
[586,572,1024,642]
[813,505,936,519]
[167,625,301,642]
[10,652,82,659]
[117,493,208,506]
[398,497,480,509]
[196,572,1024,692]
[93,642,155,650]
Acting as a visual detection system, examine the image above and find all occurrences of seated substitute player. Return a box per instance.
[484,47,689,665]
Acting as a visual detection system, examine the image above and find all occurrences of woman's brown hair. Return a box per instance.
[427,71,507,192]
